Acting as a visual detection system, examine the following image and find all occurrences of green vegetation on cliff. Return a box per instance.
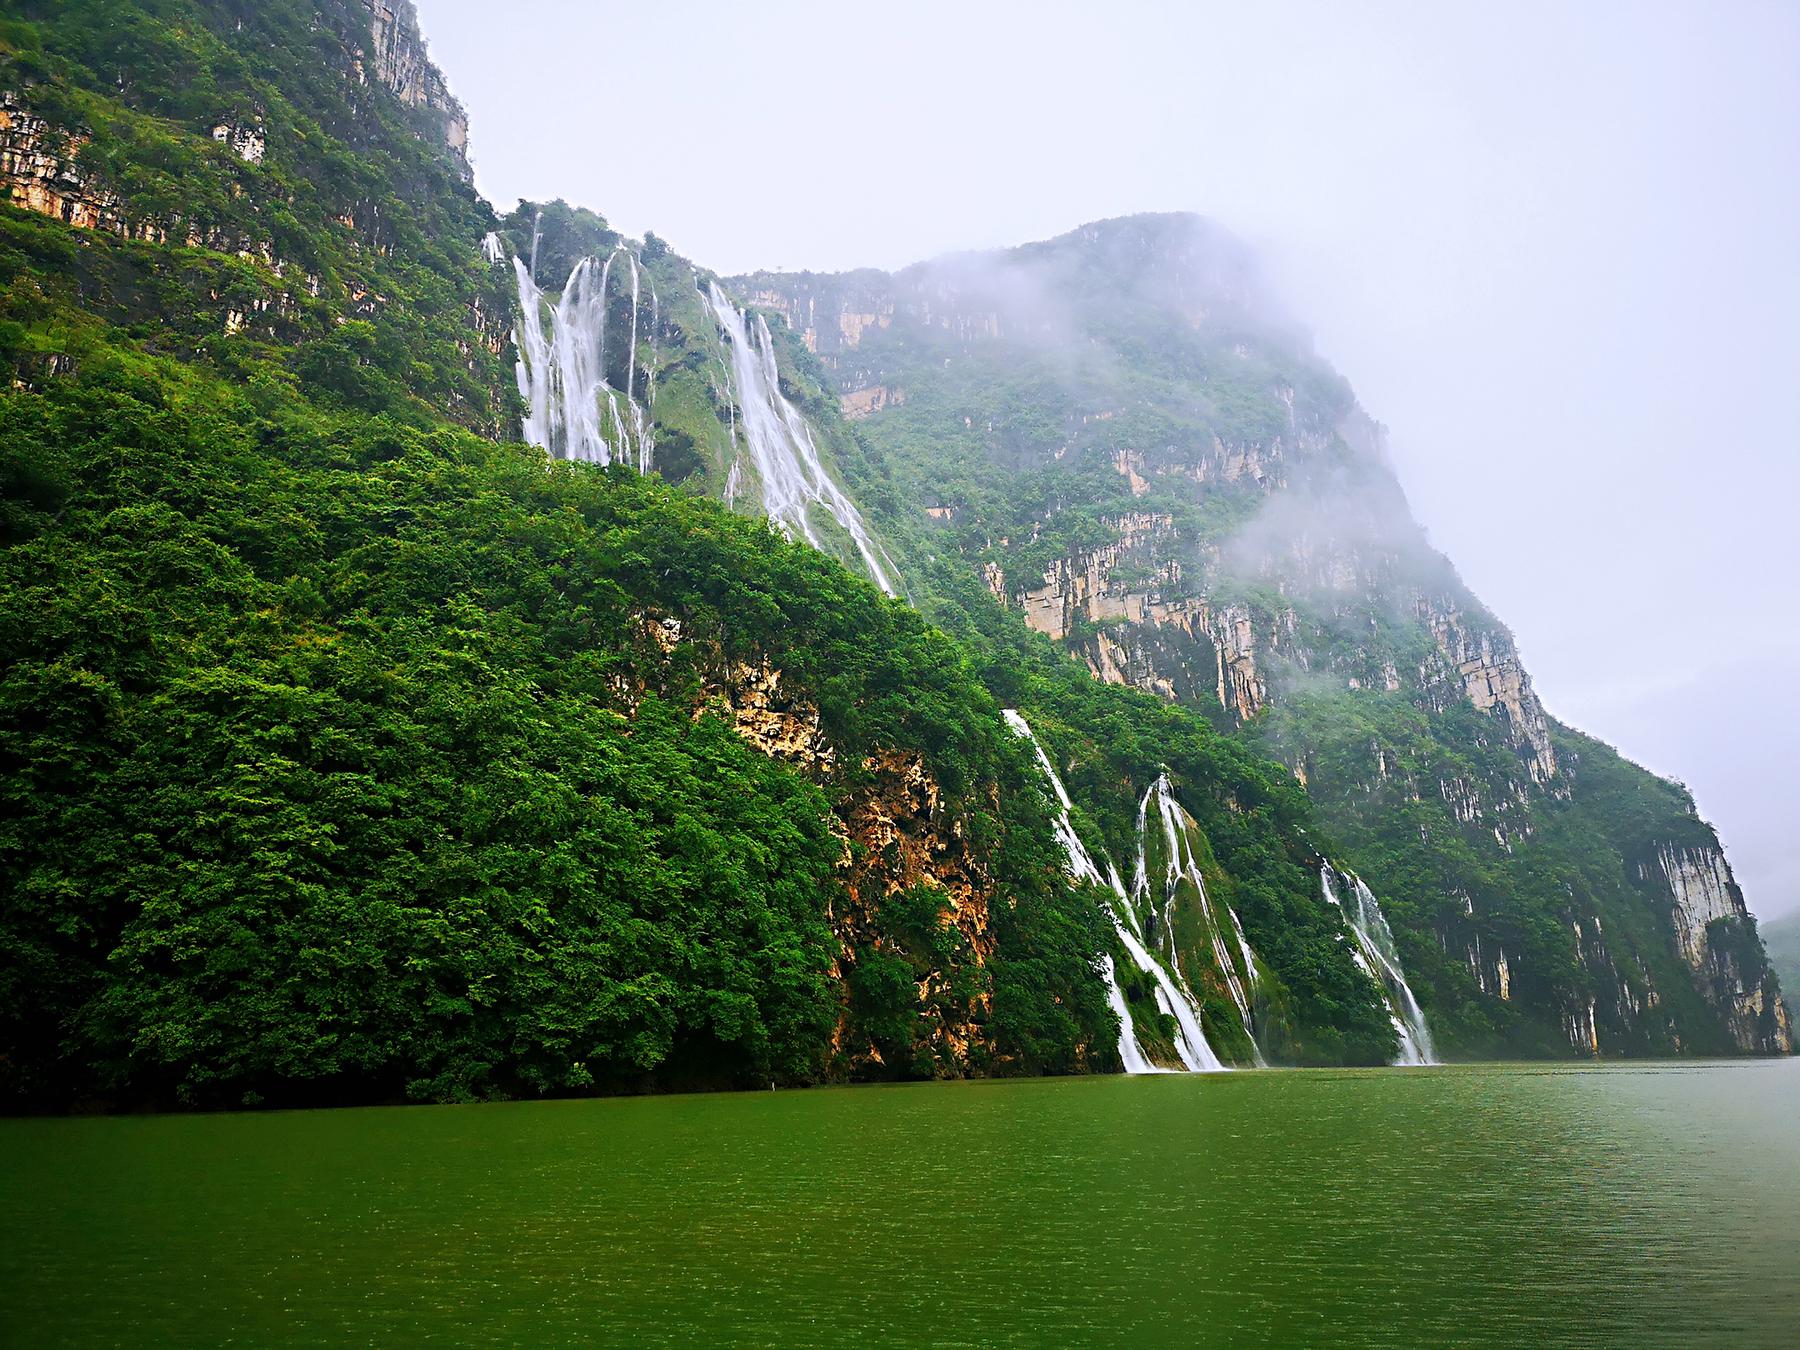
[0,347,1132,1105]
[16,0,1751,1112]
[0,0,1130,1107]
[740,216,1790,1061]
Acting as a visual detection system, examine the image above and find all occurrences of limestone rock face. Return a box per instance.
[1646,843,1793,1053]
[0,95,144,238]
[723,659,836,769]
[840,385,904,419]
[1656,844,1742,967]
[211,121,266,164]
[635,623,1004,1077]
[834,749,997,1072]
[354,0,471,180]
[1418,601,1558,783]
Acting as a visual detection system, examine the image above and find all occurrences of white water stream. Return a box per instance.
[703,281,898,597]
[506,228,657,471]
[1135,774,1267,1065]
[487,233,896,596]
[1003,711,1225,1072]
[1322,867,1438,1065]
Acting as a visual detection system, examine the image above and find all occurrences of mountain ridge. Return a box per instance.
[734,214,1791,1058]
[0,0,1785,1111]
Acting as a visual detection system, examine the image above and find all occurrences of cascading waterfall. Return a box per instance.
[1321,867,1438,1065]
[495,222,655,470]
[488,230,896,596]
[703,281,899,597]
[1002,710,1225,1072]
[1134,774,1267,1066]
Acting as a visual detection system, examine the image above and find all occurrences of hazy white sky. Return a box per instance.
[418,1,1800,918]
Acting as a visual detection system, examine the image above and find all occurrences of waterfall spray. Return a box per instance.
[505,242,656,471]
[488,232,897,597]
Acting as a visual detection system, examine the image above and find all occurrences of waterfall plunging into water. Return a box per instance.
[1135,774,1267,1065]
[499,226,655,470]
[1002,710,1226,1072]
[703,281,899,598]
[1322,867,1439,1065]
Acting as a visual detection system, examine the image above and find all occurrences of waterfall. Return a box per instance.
[703,281,899,598]
[496,231,655,471]
[1099,954,1156,1076]
[489,232,897,595]
[1002,710,1225,1072]
[1322,867,1438,1065]
[1135,774,1267,1065]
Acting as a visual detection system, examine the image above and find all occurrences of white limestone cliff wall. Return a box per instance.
[1636,842,1794,1053]
[354,0,471,179]
[1652,844,1742,967]
[1418,601,1559,783]
[998,512,1306,722]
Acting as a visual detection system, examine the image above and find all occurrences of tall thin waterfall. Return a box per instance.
[1322,867,1438,1065]
[703,281,899,598]
[1003,710,1225,1072]
[1135,774,1267,1065]
[500,226,655,471]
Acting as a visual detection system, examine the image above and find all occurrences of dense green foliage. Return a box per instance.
[0,0,1126,1108]
[0,344,1123,1104]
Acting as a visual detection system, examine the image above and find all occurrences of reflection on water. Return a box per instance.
[3,1061,1798,1346]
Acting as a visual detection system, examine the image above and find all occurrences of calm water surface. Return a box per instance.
[3,1061,1798,1346]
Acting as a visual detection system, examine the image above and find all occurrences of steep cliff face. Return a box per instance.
[352,0,472,178]
[0,93,145,238]
[0,1,509,430]
[736,214,1790,1059]
[1646,844,1790,1052]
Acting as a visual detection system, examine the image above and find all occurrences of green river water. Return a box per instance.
[3,1060,1797,1346]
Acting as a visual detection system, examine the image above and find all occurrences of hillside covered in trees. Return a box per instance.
[0,0,1784,1110]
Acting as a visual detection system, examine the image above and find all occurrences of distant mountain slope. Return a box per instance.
[1763,914,1800,1022]
[735,214,1791,1059]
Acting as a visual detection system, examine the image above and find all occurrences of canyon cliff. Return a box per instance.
[0,2,1784,1111]
[736,216,1790,1058]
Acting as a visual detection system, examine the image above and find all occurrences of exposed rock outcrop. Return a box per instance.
[1654,844,1742,967]
[638,621,1003,1075]
[0,94,147,238]
[210,120,266,165]
[1646,843,1793,1053]
[352,0,471,179]
[840,384,904,419]
[1419,601,1558,783]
